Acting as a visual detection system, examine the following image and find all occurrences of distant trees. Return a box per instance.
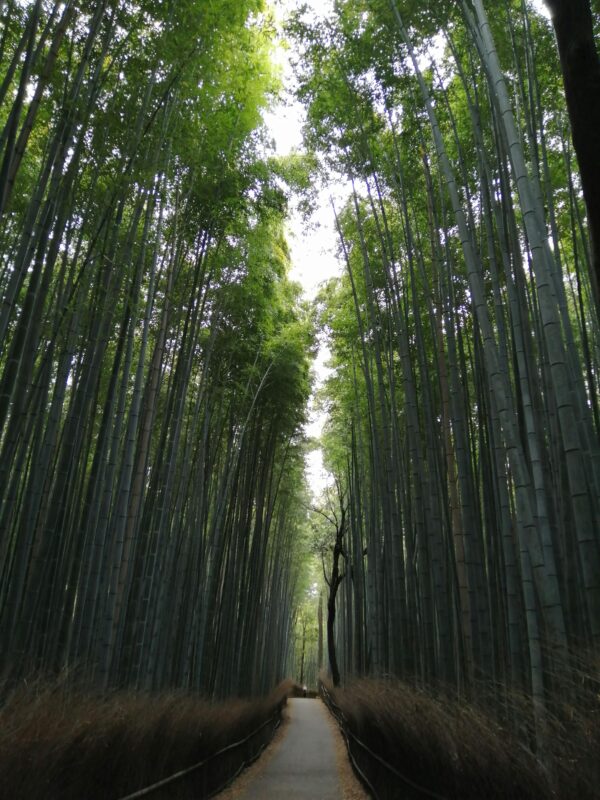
[292,0,600,747]
[0,0,314,697]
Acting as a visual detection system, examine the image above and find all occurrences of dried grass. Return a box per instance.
[326,665,600,800]
[0,677,294,800]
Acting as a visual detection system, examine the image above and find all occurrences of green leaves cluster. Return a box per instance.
[0,0,315,697]
[293,0,600,755]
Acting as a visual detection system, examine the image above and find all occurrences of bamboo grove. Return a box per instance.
[0,0,314,696]
[291,0,600,731]
[1,0,599,748]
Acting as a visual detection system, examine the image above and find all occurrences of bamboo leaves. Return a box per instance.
[0,1,313,697]
[293,0,600,749]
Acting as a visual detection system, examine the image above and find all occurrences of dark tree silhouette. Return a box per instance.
[545,0,600,309]
[313,483,347,687]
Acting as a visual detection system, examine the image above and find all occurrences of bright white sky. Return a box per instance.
[264,0,551,497]
[265,0,338,498]
[266,0,339,297]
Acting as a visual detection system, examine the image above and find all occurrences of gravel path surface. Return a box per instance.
[217,697,369,800]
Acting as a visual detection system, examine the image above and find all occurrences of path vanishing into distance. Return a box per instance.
[219,698,368,800]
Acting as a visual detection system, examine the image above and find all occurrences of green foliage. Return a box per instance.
[0,0,317,699]
[294,0,600,780]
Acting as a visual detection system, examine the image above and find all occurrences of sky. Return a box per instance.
[264,0,551,497]
[264,0,339,498]
[266,0,339,295]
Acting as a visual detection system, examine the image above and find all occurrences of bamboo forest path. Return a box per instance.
[218,698,368,800]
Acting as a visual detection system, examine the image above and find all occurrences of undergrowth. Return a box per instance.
[325,662,600,800]
[0,677,294,800]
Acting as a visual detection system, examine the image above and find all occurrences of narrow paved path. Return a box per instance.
[231,697,358,799]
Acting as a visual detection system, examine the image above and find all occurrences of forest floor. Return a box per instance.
[217,697,368,800]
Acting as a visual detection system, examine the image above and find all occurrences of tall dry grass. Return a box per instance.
[325,661,600,800]
[0,677,294,800]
